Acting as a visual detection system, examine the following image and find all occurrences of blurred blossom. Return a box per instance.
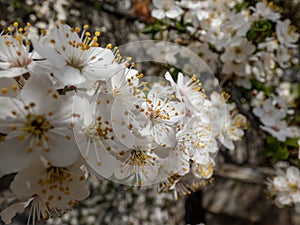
[268,163,300,208]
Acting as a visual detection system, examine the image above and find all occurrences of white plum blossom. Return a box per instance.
[176,117,218,165]
[276,19,299,48]
[219,114,247,150]
[165,72,206,115]
[268,163,300,208]
[152,0,183,20]
[146,42,179,65]
[253,96,296,141]
[222,13,251,37]
[10,156,90,209]
[276,44,293,69]
[104,67,141,97]
[221,38,255,64]
[207,92,247,151]
[251,51,276,82]
[32,22,122,86]
[0,23,47,78]
[0,155,89,225]
[222,60,248,77]
[253,98,286,126]
[250,2,281,22]
[191,158,215,179]
[139,94,185,147]
[0,75,79,176]
[185,42,218,73]
[260,122,294,142]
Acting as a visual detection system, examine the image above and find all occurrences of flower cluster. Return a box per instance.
[0,20,247,224]
[253,94,298,142]
[267,162,300,209]
[150,0,299,87]
[147,0,300,211]
[148,0,300,140]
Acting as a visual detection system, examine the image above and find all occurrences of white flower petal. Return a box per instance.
[165,6,183,19]
[42,130,79,167]
[152,9,166,19]
[286,166,300,185]
[0,199,31,224]
[0,136,39,176]
[0,67,28,78]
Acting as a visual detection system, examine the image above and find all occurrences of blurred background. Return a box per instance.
[0,0,300,224]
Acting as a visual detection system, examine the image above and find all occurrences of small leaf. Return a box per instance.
[246,28,256,41]
[274,146,289,160]
[285,138,300,147]
[253,20,272,32]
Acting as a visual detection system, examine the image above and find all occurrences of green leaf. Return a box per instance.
[295,115,300,122]
[175,22,186,31]
[246,28,256,41]
[262,148,275,157]
[274,146,289,160]
[141,24,161,34]
[285,138,300,147]
[253,20,272,32]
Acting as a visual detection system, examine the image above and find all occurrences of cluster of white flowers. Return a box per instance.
[151,2,299,140]
[253,95,299,142]
[150,0,300,211]
[0,20,247,224]
[150,0,299,142]
[151,0,299,87]
[267,162,300,209]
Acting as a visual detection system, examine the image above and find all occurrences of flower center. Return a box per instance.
[129,149,153,167]
[23,114,53,139]
[46,166,70,183]
[11,55,32,68]
[234,46,242,54]
[66,56,86,71]
[145,99,171,124]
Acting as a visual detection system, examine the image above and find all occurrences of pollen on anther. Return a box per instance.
[52,93,58,99]
[1,88,8,94]
[106,43,112,49]
[18,135,25,141]
[75,27,81,33]
[11,85,18,91]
